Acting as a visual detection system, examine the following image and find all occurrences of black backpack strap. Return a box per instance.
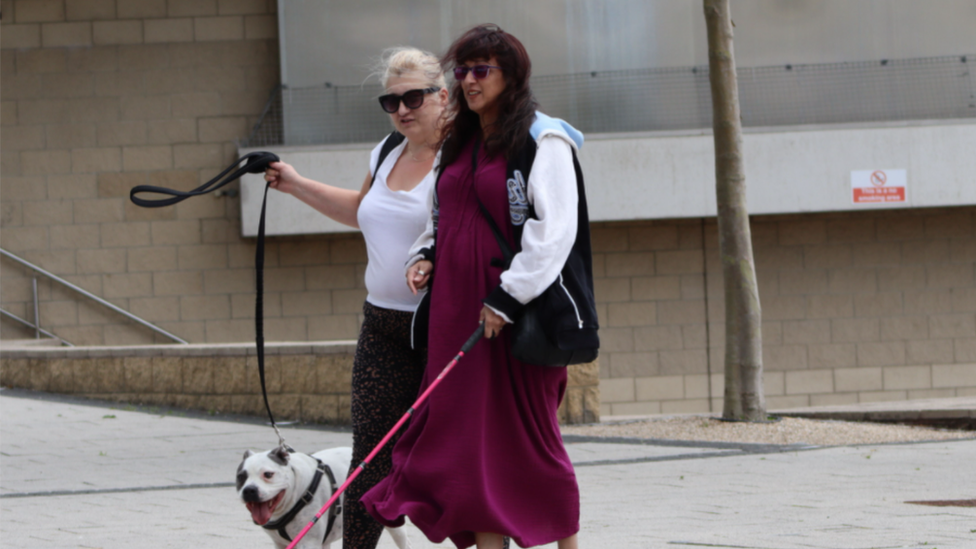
[369,131,406,188]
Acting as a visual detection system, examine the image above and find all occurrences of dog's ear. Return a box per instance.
[270,446,290,466]
[242,449,254,461]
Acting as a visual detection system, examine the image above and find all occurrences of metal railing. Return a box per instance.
[242,54,975,148]
[0,248,189,345]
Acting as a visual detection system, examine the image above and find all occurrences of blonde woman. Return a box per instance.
[264,47,448,548]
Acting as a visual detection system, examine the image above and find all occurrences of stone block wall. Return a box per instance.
[593,218,712,416]
[0,343,356,422]
[596,206,976,416]
[0,343,601,425]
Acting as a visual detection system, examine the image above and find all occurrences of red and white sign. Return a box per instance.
[851,169,907,204]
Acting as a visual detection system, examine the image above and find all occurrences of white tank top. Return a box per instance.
[356,138,437,312]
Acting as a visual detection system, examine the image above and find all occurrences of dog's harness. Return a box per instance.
[262,459,341,543]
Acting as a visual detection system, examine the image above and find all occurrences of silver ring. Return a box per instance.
[418,270,426,276]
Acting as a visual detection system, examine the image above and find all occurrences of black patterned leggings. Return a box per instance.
[343,301,426,549]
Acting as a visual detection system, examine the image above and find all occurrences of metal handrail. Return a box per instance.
[0,248,189,345]
[0,308,73,346]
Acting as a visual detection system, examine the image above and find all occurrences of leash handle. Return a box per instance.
[129,151,279,207]
[285,323,485,549]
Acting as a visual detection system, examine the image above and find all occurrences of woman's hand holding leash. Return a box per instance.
[407,260,432,295]
[479,305,507,339]
[264,161,303,194]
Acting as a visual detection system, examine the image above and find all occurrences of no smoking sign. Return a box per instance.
[851,169,907,204]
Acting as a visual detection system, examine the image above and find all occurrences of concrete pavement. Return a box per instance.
[2,388,974,549]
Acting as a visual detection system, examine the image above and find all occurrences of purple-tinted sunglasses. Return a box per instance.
[453,65,502,80]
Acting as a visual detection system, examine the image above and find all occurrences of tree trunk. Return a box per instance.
[703,0,766,421]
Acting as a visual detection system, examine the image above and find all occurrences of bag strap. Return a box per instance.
[475,197,514,270]
[469,137,515,270]
[129,151,287,448]
[369,131,406,188]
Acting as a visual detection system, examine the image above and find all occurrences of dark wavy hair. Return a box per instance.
[438,24,539,165]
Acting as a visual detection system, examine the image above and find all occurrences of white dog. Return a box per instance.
[237,446,411,549]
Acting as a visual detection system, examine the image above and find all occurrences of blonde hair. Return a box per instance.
[374,47,446,90]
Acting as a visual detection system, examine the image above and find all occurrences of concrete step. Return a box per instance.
[0,338,64,349]
[774,396,976,430]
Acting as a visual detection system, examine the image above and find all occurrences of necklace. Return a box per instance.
[405,144,435,162]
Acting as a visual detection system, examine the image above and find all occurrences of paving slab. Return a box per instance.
[2,389,974,549]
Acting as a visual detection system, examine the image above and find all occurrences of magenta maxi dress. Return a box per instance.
[360,138,580,548]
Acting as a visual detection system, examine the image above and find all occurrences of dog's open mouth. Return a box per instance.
[247,490,285,525]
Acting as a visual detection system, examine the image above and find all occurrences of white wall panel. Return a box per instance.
[239,121,976,236]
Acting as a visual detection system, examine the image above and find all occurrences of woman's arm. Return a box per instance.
[265,161,370,229]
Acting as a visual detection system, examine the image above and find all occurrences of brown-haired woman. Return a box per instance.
[362,25,597,549]
[264,47,449,549]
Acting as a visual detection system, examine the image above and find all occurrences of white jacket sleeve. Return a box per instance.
[495,135,578,306]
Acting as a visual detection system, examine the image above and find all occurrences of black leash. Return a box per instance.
[130,151,287,447]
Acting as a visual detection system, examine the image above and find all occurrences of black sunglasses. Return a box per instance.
[453,65,502,80]
[378,87,440,114]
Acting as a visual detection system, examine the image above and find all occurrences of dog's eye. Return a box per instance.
[263,472,274,480]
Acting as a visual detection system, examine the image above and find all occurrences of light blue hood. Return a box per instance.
[529,111,584,151]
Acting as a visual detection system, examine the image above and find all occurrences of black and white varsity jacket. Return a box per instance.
[408,112,599,354]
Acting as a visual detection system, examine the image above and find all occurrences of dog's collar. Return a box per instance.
[262,458,341,543]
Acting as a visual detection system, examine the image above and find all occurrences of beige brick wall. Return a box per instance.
[594,208,976,417]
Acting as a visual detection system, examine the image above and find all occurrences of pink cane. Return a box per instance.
[285,323,485,549]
